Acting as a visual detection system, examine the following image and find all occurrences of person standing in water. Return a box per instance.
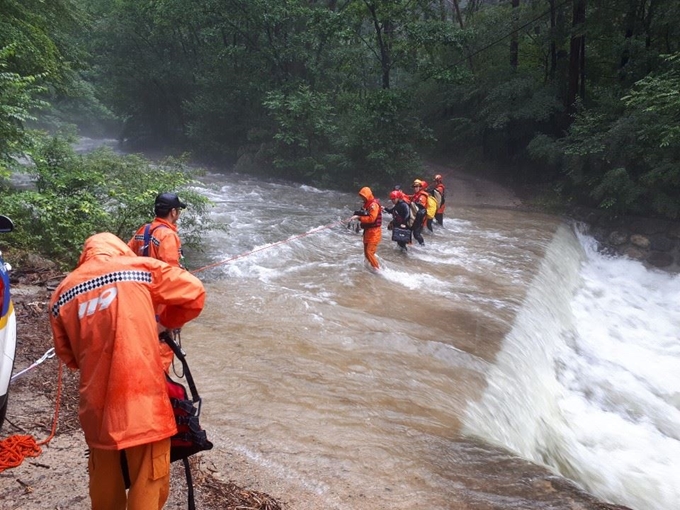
[350,186,382,270]
[383,189,411,251]
[409,179,428,246]
[432,174,446,226]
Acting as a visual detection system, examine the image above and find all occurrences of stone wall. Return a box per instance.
[567,208,680,273]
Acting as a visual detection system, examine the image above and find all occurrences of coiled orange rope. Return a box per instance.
[0,359,63,473]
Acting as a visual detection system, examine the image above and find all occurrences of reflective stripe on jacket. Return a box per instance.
[50,233,205,450]
[128,217,183,267]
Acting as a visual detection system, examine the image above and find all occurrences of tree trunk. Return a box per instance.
[366,3,391,89]
[566,0,586,113]
[549,0,557,80]
[510,0,520,70]
[452,0,464,29]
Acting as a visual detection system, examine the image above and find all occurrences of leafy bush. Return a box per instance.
[0,135,213,267]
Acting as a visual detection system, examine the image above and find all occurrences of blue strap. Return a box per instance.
[142,223,168,256]
[142,223,152,256]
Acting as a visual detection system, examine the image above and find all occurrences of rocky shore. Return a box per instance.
[569,207,680,273]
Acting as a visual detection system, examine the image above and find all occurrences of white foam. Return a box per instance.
[463,224,680,510]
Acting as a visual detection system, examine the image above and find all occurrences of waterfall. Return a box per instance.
[463,224,680,510]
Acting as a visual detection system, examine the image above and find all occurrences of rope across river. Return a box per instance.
[190,217,351,274]
[0,216,352,472]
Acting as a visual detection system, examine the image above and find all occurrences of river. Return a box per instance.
[166,168,680,510]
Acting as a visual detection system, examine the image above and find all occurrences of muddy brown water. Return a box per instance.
[176,172,675,510]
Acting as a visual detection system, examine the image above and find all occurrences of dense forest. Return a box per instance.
[1,0,679,247]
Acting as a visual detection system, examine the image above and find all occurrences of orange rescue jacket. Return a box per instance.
[128,217,183,267]
[358,187,382,245]
[49,233,206,450]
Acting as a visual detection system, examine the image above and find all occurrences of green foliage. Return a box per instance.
[263,86,339,182]
[0,136,213,267]
[623,53,680,148]
[262,86,431,189]
[552,53,680,219]
[0,46,48,176]
[14,0,679,220]
[337,89,433,187]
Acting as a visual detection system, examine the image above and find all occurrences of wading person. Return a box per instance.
[420,180,435,233]
[350,186,382,270]
[409,179,428,246]
[49,233,206,510]
[432,174,446,226]
[383,190,411,251]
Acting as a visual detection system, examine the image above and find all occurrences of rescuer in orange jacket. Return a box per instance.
[128,192,186,267]
[49,232,206,510]
[350,186,382,270]
[432,174,446,226]
[128,192,187,371]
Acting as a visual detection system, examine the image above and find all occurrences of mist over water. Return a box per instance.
[182,171,679,509]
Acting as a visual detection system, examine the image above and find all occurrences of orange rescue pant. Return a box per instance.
[88,438,171,510]
[363,242,380,270]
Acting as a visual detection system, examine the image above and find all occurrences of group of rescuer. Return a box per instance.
[45,175,447,507]
[351,174,447,271]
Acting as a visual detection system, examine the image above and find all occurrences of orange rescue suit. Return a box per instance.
[49,233,206,451]
[358,187,382,245]
[128,217,183,267]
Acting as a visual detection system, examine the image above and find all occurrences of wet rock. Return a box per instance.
[623,247,646,260]
[647,251,674,268]
[18,253,59,271]
[629,234,650,249]
[607,231,629,246]
[649,234,674,252]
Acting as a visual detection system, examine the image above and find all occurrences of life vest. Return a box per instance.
[361,199,382,229]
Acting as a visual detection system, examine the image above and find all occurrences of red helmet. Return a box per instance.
[434,174,442,182]
[389,190,402,201]
[420,181,428,189]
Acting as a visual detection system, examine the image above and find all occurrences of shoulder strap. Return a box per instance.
[161,331,199,400]
[142,223,169,257]
[142,224,152,256]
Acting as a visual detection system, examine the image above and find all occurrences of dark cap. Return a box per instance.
[155,192,186,211]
